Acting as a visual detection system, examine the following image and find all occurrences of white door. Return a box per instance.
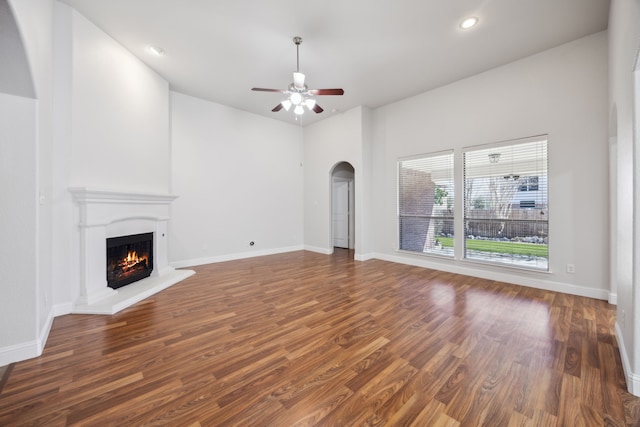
[333,180,349,248]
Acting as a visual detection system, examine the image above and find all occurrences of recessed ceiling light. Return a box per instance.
[460,17,479,30]
[147,46,165,56]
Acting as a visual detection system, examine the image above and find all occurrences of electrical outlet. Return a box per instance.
[566,264,575,274]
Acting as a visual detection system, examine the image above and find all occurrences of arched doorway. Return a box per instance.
[331,162,355,252]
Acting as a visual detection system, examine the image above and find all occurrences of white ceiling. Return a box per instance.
[58,0,610,126]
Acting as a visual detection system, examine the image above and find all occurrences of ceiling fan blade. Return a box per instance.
[312,104,324,114]
[272,103,283,112]
[252,87,286,93]
[308,88,344,96]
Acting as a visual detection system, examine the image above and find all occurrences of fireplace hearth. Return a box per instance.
[107,232,154,289]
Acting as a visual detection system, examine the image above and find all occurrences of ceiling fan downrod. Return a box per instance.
[293,36,302,73]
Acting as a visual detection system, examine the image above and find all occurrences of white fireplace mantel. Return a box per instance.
[69,187,194,314]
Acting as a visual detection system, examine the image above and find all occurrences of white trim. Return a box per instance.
[373,252,609,300]
[354,252,375,261]
[36,308,55,355]
[303,245,333,255]
[609,292,617,305]
[69,187,178,205]
[171,245,305,268]
[0,340,41,367]
[0,308,56,366]
[53,302,73,317]
[615,321,640,396]
[0,310,54,366]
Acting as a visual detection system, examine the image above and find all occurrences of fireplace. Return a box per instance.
[69,187,195,314]
[107,232,154,289]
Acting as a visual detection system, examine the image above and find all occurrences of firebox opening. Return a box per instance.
[106,232,154,289]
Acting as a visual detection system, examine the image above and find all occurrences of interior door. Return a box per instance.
[333,180,349,248]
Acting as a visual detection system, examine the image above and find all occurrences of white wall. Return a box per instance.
[2,0,54,366]
[51,4,172,308]
[67,7,170,193]
[609,0,640,396]
[360,107,374,257]
[370,32,609,298]
[0,92,37,360]
[169,92,303,266]
[303,106,372,258]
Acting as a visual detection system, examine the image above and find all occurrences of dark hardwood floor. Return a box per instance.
[1,249,639,426]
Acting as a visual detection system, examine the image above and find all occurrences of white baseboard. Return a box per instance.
[37,308,55,355]
[303,245,333,255]
[354,252,375,261]
[0,307,55,367]
[615,321,640,396]
[171,245,304,269]
[609,292,617,305]
[0,340,41,367]
[373,252,610,301]
[53,302,73,317]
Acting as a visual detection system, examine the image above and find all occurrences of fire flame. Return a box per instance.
[121,251,147,271]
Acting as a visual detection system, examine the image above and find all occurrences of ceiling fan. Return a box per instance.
[251,36,344,116]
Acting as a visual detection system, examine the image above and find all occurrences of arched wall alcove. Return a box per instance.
[0,0,35,98]
[330,161,355,254]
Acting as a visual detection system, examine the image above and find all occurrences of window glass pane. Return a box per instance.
[463,138,548,270]
[398,151,454,256]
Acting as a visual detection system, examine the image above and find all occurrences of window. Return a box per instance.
[463,137,548,270]
[518,176,539,192]
[398,151,454,256]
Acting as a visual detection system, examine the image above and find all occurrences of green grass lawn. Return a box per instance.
[436,236,548,257]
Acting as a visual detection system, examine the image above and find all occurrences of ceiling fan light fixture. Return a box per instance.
[294,105,304,115]
[460,16,479,29]
[304,98,316,110]
[290,92,303,105]
[281,100,292,111]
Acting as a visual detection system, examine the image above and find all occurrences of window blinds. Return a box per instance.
[463,136,548,269]
[398,151,454,256]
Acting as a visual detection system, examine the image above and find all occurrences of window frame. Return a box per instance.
[462,135,549,272]
[397,149,455,258]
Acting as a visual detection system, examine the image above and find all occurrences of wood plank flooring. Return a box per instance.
[1,249,639,426]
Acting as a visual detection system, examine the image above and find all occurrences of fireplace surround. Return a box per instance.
[70,187,194,314]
